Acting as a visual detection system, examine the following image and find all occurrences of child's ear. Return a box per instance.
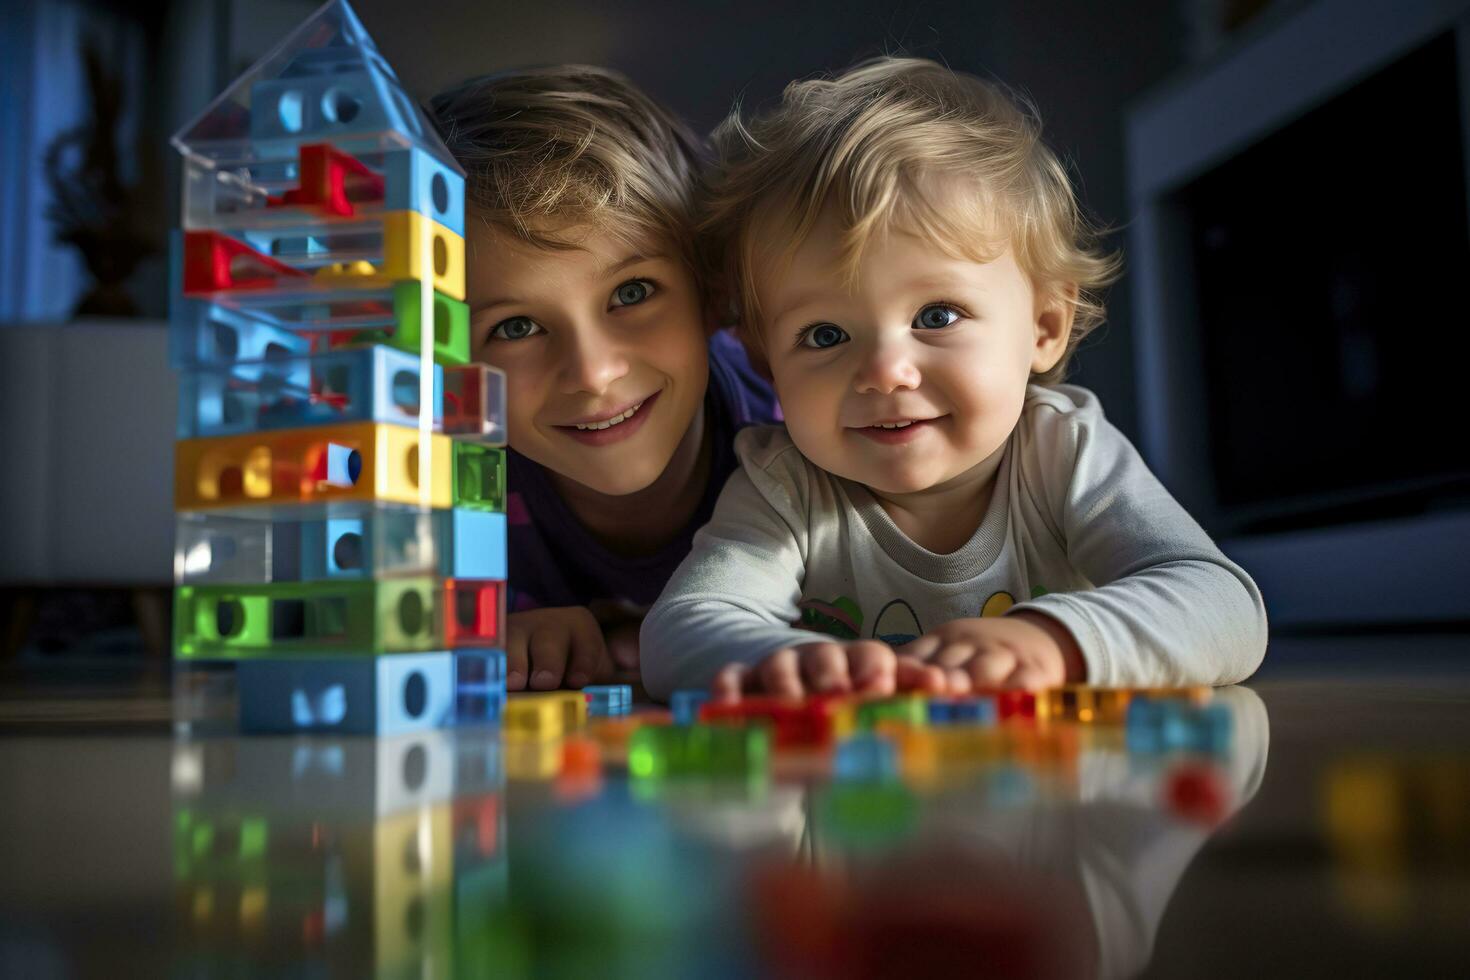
[1031,283,1078,374]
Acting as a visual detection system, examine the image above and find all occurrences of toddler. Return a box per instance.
[640,58,1267,700]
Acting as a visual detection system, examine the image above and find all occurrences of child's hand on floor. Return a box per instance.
[506,607,616,691]
[711,640,949,702]
[896,611,1086,690]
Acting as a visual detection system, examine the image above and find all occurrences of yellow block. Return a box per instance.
[175,422,451,510]
[503,696,564,741]
[382,210,465,302]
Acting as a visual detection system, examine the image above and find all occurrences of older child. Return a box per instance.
[429,67,776,692]
[641,58,1267,700]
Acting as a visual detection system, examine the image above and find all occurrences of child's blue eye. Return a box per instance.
[800,323,849,349]
[490,316,543,341]
[915,305,960,329]
[610,279,655,307]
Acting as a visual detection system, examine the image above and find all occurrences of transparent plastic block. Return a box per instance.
[443,363,507,445]
[177,344,444,438]
[171,0,457,172]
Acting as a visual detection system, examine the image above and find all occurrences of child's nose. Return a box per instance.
[558,334,630,396]
[853,339,921,394]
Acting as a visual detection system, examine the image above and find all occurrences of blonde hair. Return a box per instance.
[428,65,705,272]
[702,57,1121,384]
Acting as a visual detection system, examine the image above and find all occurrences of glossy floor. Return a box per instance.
[0,649,1466,979]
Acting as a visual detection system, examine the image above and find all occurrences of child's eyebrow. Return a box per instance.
[598,252,665,278]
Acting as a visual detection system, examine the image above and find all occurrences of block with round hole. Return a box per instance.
[175,421,451,510]
[378,210,464,301]
[384,147,465,237]
[237,651,456,734]
[173,578,440,658]
[178,345,444,438]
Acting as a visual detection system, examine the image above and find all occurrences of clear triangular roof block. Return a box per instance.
[171,0,459,173]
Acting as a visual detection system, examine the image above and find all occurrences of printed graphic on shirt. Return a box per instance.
[871,598,924,646]
[796,596,863,640]
[981,591,1015,617]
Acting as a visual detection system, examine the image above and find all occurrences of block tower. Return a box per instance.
[169,0,508,734]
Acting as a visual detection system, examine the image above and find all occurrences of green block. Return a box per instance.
[453,442,506,512]
[855,695,928,730]
[627,724,770,781]
[345,284,469,365]
[173,578,439,659]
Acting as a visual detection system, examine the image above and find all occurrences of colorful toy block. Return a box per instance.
[1039,686,1136,724]
[177,344,444,438]
[442,364,508,444]
[266,142,385,218]
[669,690,709,726]
[927,696,999,726]
[175,421,452,510]
[446,511,507,579]
[452,443,507,512]
[454,648,506,725]
[502,696,564,741]
[173,578,439,658]
[1126,697,1232,755]
[336,283,470,365]
[700,696,840,748]
[384,146,466,237]
[833,733,901,782]
[855,695,928,730]
[442,579,505,648]
[585,685,632,718]
[626,724,771,781]
[169,298,311,372]
[236,651,454,734]
[176,506,425,583]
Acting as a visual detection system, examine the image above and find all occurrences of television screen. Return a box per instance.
[1180,30,1470,532]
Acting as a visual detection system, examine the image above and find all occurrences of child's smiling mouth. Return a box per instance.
[849,415,945,444]
[555,390,662,446]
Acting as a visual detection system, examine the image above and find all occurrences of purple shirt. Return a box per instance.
[503,329,779,617]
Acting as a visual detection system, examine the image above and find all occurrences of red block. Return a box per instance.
[700,696,837,748]
[444,579,504,648]
[1164,763,1229,826]
[183,230,308,294]
[975,688,1036,721]
[267,143,385,217]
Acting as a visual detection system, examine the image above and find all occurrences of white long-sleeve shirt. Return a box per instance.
[641,384,1267,699]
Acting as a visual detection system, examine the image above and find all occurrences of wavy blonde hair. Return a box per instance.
[702,57,1121,384]
[428,65,705,272]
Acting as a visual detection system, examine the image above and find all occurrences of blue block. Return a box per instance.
[179,345,446,439]
[250,62,429,146]
[585,684,632,718]
[447,510,507,579]
[1126,698,1233,755]
[928,697,997,726]
[385,147,465,237]
[238,652,455,735]
[455,648,507,688]
[833,733,899,782]
[456,689,505,725]
[670,690,708,726]
[170,298,310,373]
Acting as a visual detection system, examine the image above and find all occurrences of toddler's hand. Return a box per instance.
[895,612,1086,691]
[505,607,615,691]
[711,640,948,702]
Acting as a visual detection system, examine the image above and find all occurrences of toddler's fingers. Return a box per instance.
[799,644,851,694]
[944,669,973,695]
[505,623,531,692]
[931,642,976,670]
[712,663,750,703]
[894,656,947,693]
[846,641,897,695]
[526,624,572,690]
[967,647,1017,688]
[895,634,941,660]
[757,648,805,698]
[563,613,610,689]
